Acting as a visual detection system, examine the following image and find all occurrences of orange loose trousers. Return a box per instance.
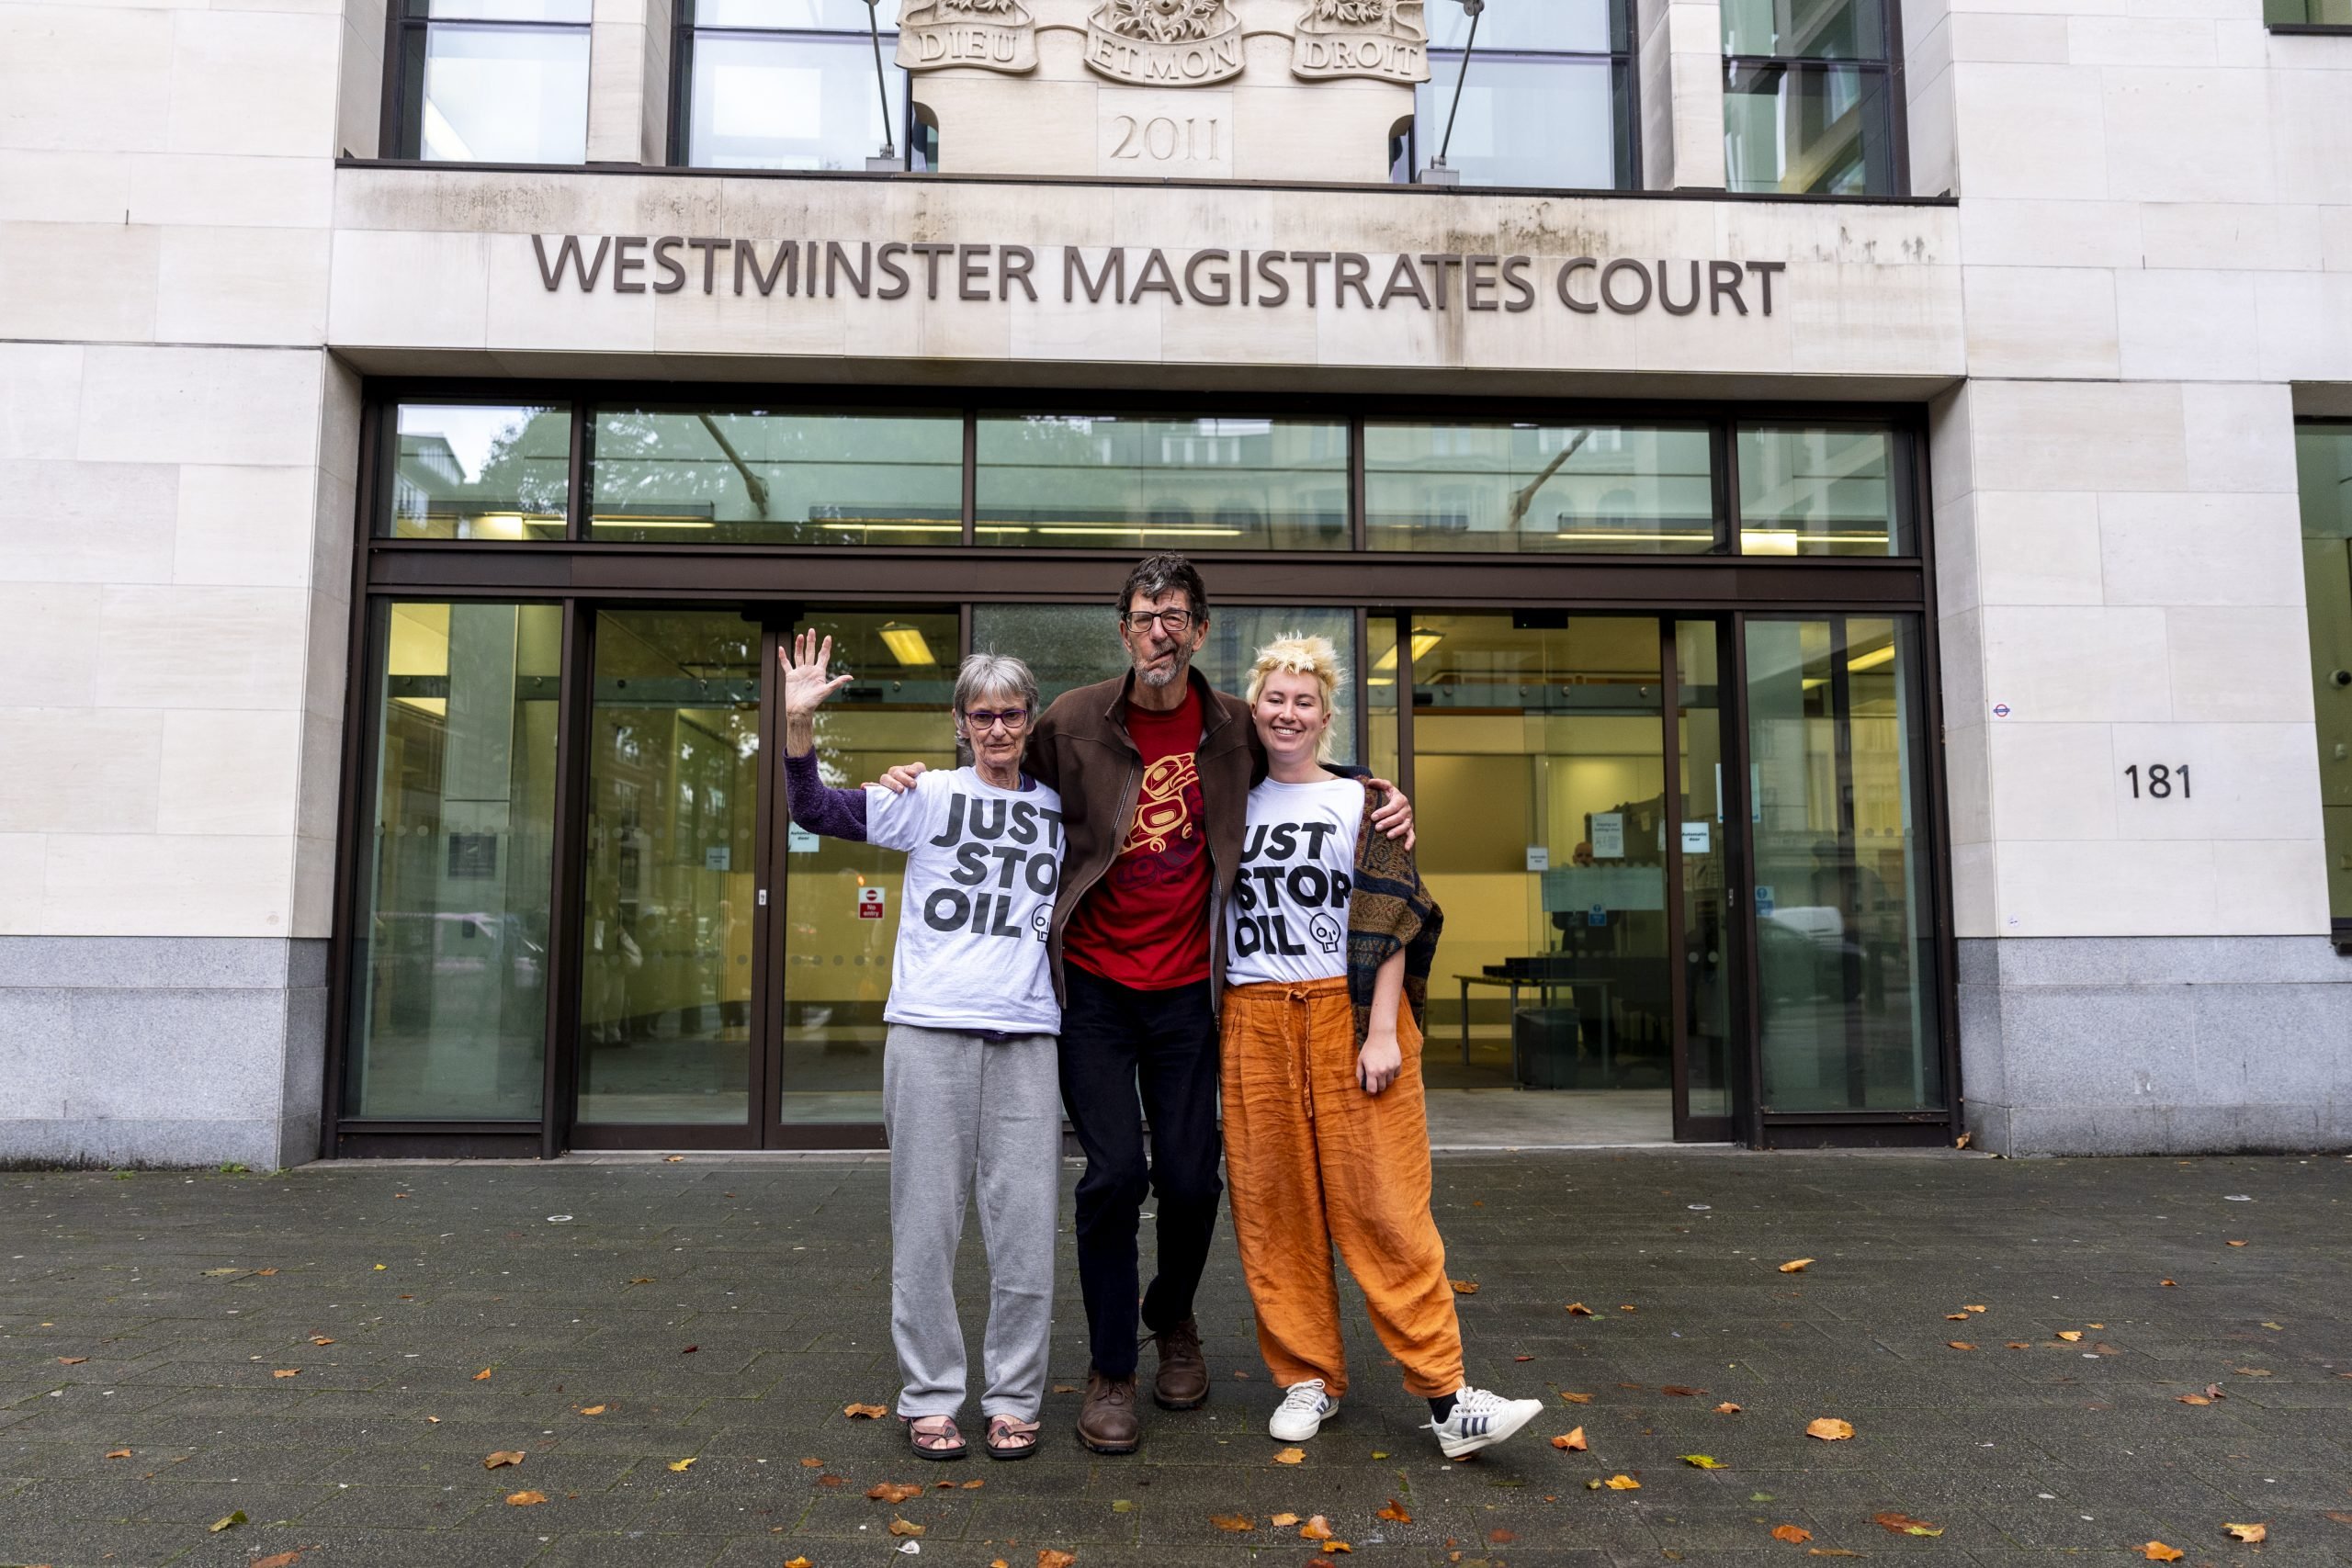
[1219,975,1464,1399]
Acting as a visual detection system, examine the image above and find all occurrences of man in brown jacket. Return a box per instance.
[883,554,1409,1454]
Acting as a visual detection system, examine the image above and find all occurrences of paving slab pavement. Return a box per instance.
[1,1151,2347,1568]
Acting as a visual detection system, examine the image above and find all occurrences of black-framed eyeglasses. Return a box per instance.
[1123,608,1196,634]
[963,708,1031,733]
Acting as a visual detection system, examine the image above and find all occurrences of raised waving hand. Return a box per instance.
[780,630,854,756]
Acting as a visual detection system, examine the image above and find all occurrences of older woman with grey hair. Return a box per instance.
[779,632,1066,1461]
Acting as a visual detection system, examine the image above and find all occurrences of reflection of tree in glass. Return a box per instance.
[466,410,572,522]
[585,410,755,527]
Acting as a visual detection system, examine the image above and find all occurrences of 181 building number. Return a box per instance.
[2123,763,2191,799]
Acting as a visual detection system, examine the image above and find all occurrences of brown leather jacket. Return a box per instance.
[1023,667,1260,1006]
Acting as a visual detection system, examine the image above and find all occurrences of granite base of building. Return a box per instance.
[0,938,327,1170]
[1960,936,2352,1156]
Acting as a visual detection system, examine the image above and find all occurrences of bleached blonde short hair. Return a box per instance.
[1245,633,1345,761]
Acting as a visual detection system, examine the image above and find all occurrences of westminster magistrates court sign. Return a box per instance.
[527,236,1789,319]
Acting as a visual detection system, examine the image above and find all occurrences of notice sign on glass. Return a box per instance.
[1589,812,1624,859]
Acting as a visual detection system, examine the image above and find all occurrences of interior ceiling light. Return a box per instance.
[1374,631,1444,671]
[879,623,938,667]
[1847,643,1897,672]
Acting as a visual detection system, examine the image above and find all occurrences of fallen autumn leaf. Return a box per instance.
[1604,1473,1642,1490]
[2142,1544,2184,1562]
[1805,1418,1855,1441]
[1301,1515,1335,1540]
[1873,1513,1943,1537]
[1552,1427,1588,1450]
[1772,1525,1813,1544]
[1779,1259,1815,1273]
[1210,1513,1254,1532]
[888,1517,924,1538]
[1272,1446,1306,1464]
[1681,1454,1725,1469]
[2222,1524,2267,1543]
[668,1457,696,1472]
[1716,1402,1743,1414]
[505,1490,548,1506]
[483,1451,524,1470]
[1566,1302,1595,1316]
[472,1368,492,1381]
[1376,1498,1412,1523]
[869,1482,923,1504]
[207,1511,246,1533]
[1449,1280,1480,1294]
[844,1402,888,1418]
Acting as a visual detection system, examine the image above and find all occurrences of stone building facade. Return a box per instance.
[1,0,2347,1165]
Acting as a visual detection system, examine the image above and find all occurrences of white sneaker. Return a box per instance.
[1428,1386,1544,1459]
[1269,1379,1336,1442]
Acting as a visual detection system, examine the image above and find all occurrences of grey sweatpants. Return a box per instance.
[882,1023,1062,1421]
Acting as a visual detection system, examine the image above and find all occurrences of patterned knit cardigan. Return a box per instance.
[1343,781,1444,1050]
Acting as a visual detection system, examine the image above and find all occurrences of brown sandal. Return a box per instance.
[902,1413,967,1461]
[985,1414,1040,1461]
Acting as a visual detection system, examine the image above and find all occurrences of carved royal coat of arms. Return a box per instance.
[1292,0,1429,83]
[896,0,1039,74]
[1084,0,1245,85]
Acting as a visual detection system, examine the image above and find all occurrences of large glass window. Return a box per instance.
[1745,615,1940,1113]
[347,602,562,1119]
[1736,425,1909,555]
[974,414,1351,551]
[395,0,589,164]
[2297,424,2352,928]
[390,403,571,539]
[1366,422,1718,554]
[587,407,963,544]
[681,0,924,170]
[2266,0,2352,23]
[1402,2,1633,188]
[1722,0,1899,195]
[971,604,1359,764]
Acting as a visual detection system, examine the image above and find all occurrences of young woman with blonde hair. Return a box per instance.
[1220,632,1544,1459]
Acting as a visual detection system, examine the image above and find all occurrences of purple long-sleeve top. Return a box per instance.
[783,748,870,842]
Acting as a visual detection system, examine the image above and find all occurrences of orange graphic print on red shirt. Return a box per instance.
[1122,751,1201,856]
[1065,686,1216,990]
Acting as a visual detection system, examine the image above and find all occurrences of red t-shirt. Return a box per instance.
[1064,685,1214,990]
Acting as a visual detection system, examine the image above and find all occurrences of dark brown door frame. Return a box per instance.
[326,385,1955,1158]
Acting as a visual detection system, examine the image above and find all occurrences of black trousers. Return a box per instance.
[1057,964,1225,1380]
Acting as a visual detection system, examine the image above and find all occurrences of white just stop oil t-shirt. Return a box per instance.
[865,767,1065,1036]
[1227,774,1365,987]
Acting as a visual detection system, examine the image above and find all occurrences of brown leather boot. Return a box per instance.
[1076,1366,1140,1455]
[1150,1315,1209,1411]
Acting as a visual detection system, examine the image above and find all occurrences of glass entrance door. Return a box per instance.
[1401,614,1675,1144]
[772,608,959,1134]
[575,608,765,1138]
